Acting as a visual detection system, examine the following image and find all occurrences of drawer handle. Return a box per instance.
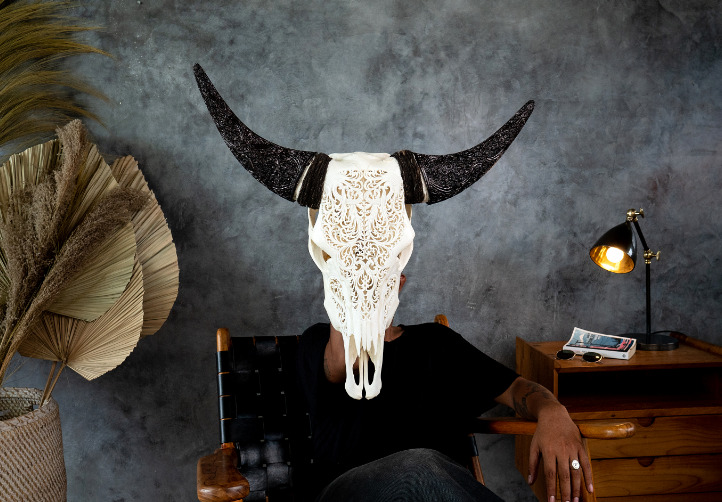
[637,457,655,467]
[637,417,655,427]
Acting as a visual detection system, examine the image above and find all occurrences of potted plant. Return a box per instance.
[0,119,179,501]
[0,4,178,500]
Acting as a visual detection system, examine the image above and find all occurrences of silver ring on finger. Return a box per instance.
[571,459,580,470]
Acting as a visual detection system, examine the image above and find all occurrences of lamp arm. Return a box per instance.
[631,219,650,253]
[631,219,653,341]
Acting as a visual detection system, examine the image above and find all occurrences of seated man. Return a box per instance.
[298,275,592,502]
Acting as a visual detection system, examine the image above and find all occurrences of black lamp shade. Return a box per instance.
[589,221,637,273]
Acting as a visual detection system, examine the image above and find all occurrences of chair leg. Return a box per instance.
[471,455,485,485]
[466,433,486,485]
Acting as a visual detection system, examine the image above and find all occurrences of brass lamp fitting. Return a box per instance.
[627,208,644,222]
[644,249,661,264]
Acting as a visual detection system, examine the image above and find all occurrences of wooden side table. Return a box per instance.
[515,336,722,501]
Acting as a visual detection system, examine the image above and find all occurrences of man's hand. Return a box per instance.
[496,377,593,502]
[529,405,592,502]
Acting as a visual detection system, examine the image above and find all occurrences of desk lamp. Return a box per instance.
[589,208,678,351]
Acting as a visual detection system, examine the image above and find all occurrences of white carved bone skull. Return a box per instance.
[307,153,414,399]
[194,63,534,400]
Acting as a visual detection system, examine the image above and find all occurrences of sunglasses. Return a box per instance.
[556,349,603,363]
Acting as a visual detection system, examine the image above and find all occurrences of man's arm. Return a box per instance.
[495,377,593,502]
[323,325,347,383]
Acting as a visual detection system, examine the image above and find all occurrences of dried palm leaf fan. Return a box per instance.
[25,258,144,400]
[0,0,110,163]
[110,156,179,337]
[0,121,179,403]
[0,121,140,387]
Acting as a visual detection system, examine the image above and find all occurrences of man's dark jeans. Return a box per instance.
[316,448,505,501]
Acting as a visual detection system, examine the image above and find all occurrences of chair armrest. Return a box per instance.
[670,331,722,356]
[197,446,250,502]
[472,417,636,439]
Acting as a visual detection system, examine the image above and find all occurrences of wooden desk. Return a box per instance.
[515,337,722,501]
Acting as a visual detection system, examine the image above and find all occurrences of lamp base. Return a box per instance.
[627,333,679,351]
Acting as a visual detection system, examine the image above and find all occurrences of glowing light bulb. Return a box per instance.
[605,247,625,264]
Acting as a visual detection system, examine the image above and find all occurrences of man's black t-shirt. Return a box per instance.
[297,322,519,495]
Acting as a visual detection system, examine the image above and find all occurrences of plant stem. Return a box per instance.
[41,360,66,406]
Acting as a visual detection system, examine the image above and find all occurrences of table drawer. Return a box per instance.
[593,453,722,497]
[599,492,722,502]
[587,415,722,458]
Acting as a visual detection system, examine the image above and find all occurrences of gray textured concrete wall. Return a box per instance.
[6,1,722,500]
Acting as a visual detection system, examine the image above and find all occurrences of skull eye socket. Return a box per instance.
[308,208,330,268]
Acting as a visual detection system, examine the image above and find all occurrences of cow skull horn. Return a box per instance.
[392,100,535,204]
[195,64,533,207]
[193,63,331,207]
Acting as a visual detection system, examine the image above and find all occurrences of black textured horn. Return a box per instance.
[193,64,330,207]
[392,100,535,204]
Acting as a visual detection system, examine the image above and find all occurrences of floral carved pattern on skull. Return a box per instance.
[308,153,414,398]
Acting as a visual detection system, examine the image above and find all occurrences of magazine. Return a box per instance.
[564,327,637,360]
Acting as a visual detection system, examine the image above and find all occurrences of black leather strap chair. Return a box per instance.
[197,318,635,502]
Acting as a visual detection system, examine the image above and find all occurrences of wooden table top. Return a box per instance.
[520,339,722,373]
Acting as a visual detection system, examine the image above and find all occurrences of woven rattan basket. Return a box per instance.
[0,388,67,502]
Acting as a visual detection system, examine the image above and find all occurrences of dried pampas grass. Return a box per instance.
[0,0,110,160]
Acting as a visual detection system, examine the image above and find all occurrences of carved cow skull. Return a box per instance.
[194,64,534,399]
[307,153,414,398]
